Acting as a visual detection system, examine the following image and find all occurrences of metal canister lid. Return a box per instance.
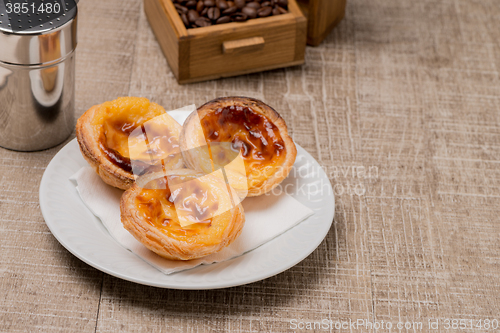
[0,0,77,66]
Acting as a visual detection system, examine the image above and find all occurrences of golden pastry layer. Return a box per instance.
[76,97,183,190]
[180,97,297,197]
[120,169,245,260]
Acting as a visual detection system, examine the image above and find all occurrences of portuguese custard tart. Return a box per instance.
[120,169,245,260]
[76,97,183,190]
[180,97,297,197]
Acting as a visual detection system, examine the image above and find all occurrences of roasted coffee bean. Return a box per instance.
[257,6,272,17]
[234,0,245,8]
[242,6,257,18]
[231,12,248,21]
[222,6,238,14]
[175,0,287,28]
[196,0,205,11]
[174,3,188,13]
[246,1,260,9]
[207,7,221,20]
[181,12,190,26]
[195,17,212,26]
[277,0,287,7]
[216,15,231,24]
[188,9,200,22]
[217,0,229,10]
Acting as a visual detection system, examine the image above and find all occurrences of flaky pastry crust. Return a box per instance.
[120,169,245,261]
[76,104,134,190]
[180,97,297,197]
[76,98,182,190]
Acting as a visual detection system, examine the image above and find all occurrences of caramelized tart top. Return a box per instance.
[134,173,234,245]
[92,97,181,174]
[200,104,287,180]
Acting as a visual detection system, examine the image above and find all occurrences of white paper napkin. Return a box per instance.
[69,108,314,274]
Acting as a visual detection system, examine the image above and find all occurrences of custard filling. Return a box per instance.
[92,97,180,173]
[135,174,233,245]
[200,105,286,186]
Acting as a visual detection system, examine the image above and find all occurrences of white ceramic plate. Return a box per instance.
[39,139,334,289]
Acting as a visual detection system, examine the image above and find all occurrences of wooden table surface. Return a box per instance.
[2,0,500,331]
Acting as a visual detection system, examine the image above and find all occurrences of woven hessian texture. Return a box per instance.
[1,0,500,331]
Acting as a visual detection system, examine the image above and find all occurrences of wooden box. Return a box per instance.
[297,0,347,46]
[144,0,307,84]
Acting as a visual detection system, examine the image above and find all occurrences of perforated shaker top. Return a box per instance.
[0,0,77,34]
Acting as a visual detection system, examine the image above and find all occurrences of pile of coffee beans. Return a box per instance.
[172,0,289,28]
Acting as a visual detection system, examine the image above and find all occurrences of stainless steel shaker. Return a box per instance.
[0,0,77,151]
